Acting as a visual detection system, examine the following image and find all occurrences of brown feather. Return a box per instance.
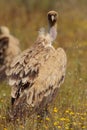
[0,26,21,81]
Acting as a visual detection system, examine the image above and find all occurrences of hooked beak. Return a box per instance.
[51,15,55,21]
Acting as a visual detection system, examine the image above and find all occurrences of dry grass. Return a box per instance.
[0,0,87,129]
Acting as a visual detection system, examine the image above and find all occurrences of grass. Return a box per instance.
[0,1,87,130]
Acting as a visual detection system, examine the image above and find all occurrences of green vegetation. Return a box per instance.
[0,0,87,129]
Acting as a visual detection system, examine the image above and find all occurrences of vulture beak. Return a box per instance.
[51,15,55,21]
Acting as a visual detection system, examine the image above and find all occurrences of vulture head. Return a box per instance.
[47,11,58,27]
[47,11,58,42]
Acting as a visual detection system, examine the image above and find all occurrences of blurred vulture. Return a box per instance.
[0,26,21,81]
[7,11,67,119]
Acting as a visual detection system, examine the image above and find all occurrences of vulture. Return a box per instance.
[0,26,21,81]
[7,11,67,119]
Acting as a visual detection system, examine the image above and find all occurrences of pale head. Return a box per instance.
[47,11,58,27]
[0,26,10,35]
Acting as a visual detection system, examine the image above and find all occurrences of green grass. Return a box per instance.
[0,47,87,130]
[0,1,87,129]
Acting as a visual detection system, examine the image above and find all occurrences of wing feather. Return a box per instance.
[12,47,67,110]
[29,48,67,107]
[0,36,9,64]
[8,39,55,99]
[0,36,9,80]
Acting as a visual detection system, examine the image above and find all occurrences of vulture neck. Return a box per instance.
[48,23,57,42]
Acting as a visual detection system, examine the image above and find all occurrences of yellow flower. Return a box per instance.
[53,107,58,113]
[60,117,66,121]
[46,117,50,121]
[44,125,48,129]
[2,116,6,119]
[4,128,7,130]
[58,126,61,129]
[81,117,86,120]
[65,110,69,113]
[73,122,77,126]
[65,126,69,130]
[69,112,74,115]
[76,112,80,115]
[20,125,24,129]
[37,115,40,118]
[82,126,86,129]
[65,118,70,122]
[54,122,58,126]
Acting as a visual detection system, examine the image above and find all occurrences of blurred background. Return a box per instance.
[0,0,87,49]
[0,0,87,129]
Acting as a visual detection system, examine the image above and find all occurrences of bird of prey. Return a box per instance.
[0,26,21,81]
[7,11,67,119]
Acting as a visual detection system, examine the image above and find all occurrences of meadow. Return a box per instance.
[0,0,87,129]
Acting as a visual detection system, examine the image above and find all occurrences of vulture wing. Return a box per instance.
[0,36,9,80]
[7,37,55,101]
[18,48,67,111]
